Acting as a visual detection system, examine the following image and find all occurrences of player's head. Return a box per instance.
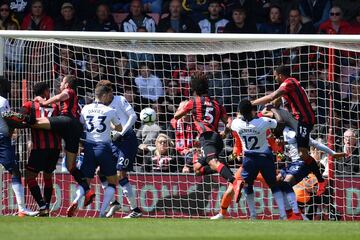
[238,99,256,120]
[60,75,77,91]
[33,82,50,99]
[96,80,114,105]
[95,84,113,103]
[190,71,209,96]
[274,65,291,83]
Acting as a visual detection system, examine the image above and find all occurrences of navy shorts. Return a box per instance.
[199,131,224,164]
[296,122,313,149]
[26,149,61,173]
[280,160,311,184]
[112,129,138,171]
[241,150,277,187]
[81,141,117,178]
[0,136,17,172]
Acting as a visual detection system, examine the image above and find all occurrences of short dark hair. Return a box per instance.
[96,80,113,90]
[238,99,254,116]
[64,75,77,89]
[190,71,208,95]
[275,65,291,77]
[209,0,221,5]
[95,84,112,99]
[33,82,49,96]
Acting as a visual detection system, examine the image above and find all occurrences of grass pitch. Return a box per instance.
[0,217,359,240]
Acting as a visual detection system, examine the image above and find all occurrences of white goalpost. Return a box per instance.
[0,31,359,220]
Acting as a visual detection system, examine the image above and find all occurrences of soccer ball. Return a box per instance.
[140,107,156,124]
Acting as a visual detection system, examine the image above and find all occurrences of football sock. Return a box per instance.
[43,178,53,208]
[26,177,46,208]
[199,165,216,175]
[99,175,108,189]
[281,182,299,214]
[119,177,137,210]
[100,184,116,216]
[216,163,235,183]
[70,168,90,191]
[73,185,85,204]
[11,176,25,211]
[244,185,256,218]
[220,190,233,216]
[307,158,324,182]
[282,192,291,211]
[271,187,287,219]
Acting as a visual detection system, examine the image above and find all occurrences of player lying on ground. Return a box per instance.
[232,99,287,219]
[67,84,122,217]
[251,65,327,195]
[174,71,242,202]
[30,75,95,206]
[95,80,142,218]
[21,82,62,217]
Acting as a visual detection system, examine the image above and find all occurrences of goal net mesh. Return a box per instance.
[1,35,359,220]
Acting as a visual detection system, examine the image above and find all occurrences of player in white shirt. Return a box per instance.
[0,80,37,217]
[95,80,141,218]
[67,84,122,218]
[277,126,345,220]
[231,100,287,220]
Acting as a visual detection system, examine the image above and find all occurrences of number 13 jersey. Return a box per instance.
[81,102,121,143]
[231,117,277,153]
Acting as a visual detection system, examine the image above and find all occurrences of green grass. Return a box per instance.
[0,217,360,240]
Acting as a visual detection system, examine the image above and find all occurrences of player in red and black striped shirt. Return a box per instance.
[251,65,327,195]
[21,82,61,216]
[30,75,94,206]
[175,71,243,202]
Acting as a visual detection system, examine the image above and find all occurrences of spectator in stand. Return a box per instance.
[332,0,360,22]
[198,0,228,33]
[121,0,156,32]
[157,0,200,33]
[224,0,268,24]
[21,0,54,30]
[54,2,83,31]
[243,81,260,101]
[0,2,20,29]
[8,0,30,21]
[341,78,360,129]
[298,0,331,29]
[285,8,315,34]
[163,80,182,122]
[350,7,360,34]
[128,27,155,69]
[182,0,209,23]
[142,0,163,14]
[223,7,257,33]
[109,54,133,93]
[172,54,198,97]
[336,129,360,175]
[83,3,118,31]
[306,81,326,125]
[169,101,198,173]
[258,4,285,34]
[318,6,353,34]
[144,133,181,172]
[135,63,164,104]
[207,59,232,113]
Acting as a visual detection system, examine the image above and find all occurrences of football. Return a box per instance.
[140,107,156,124]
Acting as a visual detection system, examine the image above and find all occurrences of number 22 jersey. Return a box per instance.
[231,117,277,153]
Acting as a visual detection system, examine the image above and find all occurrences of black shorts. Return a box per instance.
[48,115,83,153]
[296,122,313,149]
[199,131,224,165]
[26,149,61,173]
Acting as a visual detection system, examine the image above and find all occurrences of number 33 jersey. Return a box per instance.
[81,102,121,143]
[231,117,277,153]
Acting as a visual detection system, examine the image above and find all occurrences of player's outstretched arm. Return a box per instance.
[174,100,190,120]
[36,90,70,106]
[309,138,346,159]
[251,89,286,106]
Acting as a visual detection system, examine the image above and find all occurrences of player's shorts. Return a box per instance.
[280,160,311,184]
[198,131,224,165]
[112,129,138,171]
[81,141,117,178]
[26,149,61,173]
[241,150,276,187]
[296,122,313,149]
[48,115,83,153]
[0,135,17,172]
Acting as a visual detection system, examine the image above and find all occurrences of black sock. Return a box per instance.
[217,164,235,183]
[70,168,89,191]
[29,185,46,208]
[203,165,216,175]
[308,160,324,182]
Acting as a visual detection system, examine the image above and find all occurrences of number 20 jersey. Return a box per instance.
[231,117,277,153]
[81,102,121,143]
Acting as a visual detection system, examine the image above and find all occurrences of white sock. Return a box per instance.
[11,181,25,211]
[100,186,115,216]
[282,192,291,211]
[285,191,300,214]
[245,193,256,218]
[73,185,85,203]
[121,182,137,210]
[101,180,108,190]
[273,190,287,219]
